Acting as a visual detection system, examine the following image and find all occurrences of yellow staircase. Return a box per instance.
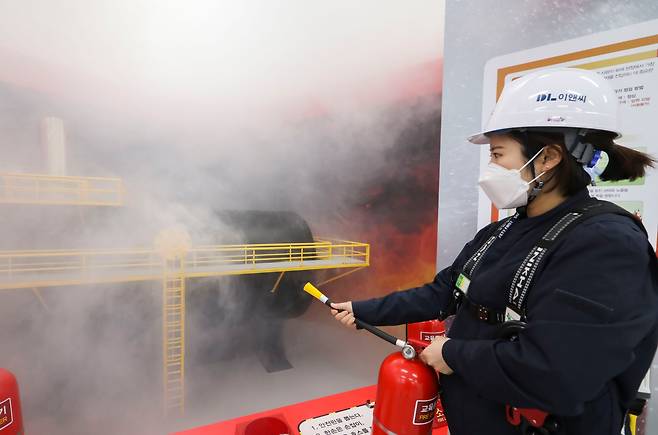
[163,257,186,415]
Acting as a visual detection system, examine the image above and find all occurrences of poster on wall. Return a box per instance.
[476,18,658,252]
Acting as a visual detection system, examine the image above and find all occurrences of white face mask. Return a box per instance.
[478,148,546,209]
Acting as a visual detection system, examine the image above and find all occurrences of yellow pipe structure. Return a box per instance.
[317,267,364,287]
[31,287,50,311]
[270,271,286,293]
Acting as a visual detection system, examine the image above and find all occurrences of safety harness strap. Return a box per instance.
[462,213,518,278]
[506,198,648,318]
[439,214,518,320]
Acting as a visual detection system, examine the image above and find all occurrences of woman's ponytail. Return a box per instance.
[584,131,656,182]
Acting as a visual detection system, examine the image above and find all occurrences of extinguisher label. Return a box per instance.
[413,396,437,425]
[420,331,445,342]
[434,399,448,428]
[0,398,13,430]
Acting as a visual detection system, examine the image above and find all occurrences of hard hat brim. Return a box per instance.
[468,128,622,145]
[467,132,489,144]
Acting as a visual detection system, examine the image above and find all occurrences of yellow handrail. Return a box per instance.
[0,239,370,290]
[0,173,124,206]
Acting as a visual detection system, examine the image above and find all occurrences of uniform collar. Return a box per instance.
[516,188,591,225]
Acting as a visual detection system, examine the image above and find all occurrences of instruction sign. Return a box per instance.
[298,403,373,435]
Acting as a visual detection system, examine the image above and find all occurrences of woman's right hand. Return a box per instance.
[330,301,356,329]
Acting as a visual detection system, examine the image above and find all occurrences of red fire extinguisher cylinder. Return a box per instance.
[0,368,24,435]
[373,341,439,435]
[407,320,449,429]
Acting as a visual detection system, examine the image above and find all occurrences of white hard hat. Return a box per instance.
[468,67,621,144]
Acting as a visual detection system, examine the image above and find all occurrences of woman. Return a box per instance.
[331,68,658,435]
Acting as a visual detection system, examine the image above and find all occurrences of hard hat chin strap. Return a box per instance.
[520,148,547,203]
[528,180,545,202]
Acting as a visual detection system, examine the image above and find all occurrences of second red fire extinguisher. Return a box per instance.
[0,368,24,435]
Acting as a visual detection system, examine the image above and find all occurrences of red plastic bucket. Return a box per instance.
[243,416,291,435]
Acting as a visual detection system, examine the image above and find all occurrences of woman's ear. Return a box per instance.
[540,144,563,172]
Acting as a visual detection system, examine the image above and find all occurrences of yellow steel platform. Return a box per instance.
[0,240,368,290]
[0,239,369,414]
[0,173,124,206]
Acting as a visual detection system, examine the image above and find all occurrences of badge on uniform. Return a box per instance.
[455,273,471,294]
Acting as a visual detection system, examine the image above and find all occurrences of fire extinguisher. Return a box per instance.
[0,368,24,435]
[406,319,445,344]
[303,283,440,435]
[373,338,439,435]
[407,320,448,430]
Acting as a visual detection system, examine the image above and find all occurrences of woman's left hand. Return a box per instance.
[419,336,454,375]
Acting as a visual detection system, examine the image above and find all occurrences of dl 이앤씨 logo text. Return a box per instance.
[536,92,587,103]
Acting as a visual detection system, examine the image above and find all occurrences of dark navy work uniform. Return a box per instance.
[353,189,658,435]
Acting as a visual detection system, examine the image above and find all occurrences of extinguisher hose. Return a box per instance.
[303,282,406,348]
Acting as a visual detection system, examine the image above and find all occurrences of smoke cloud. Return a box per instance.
[0,1,444,434]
